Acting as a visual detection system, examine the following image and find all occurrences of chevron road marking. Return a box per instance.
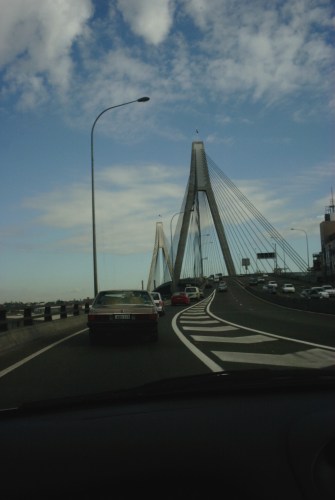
[183,325,238,332]
[212,348,335,369]
[180,319,219,324]
[191,334,276,344]
[181,314,209,319]
[174,294,335,371]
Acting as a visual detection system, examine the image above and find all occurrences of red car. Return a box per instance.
[171,291,190,306]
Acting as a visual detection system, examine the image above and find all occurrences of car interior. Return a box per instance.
[1,369,334,499]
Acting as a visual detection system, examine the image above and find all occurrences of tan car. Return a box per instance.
[87,290,159,344]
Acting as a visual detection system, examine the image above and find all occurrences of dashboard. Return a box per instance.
[1,373,335,499]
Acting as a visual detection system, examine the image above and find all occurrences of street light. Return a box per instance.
[290,228,310,270]
[91,96,150,297]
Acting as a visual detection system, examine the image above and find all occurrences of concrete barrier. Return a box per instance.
[0,314,88,354]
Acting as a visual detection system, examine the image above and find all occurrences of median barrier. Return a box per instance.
[0,309,8,332]
[60,304,67,319]
[23,307,33,326]
[44,306,52,322]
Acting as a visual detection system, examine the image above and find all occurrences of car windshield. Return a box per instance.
[0,0,334,411]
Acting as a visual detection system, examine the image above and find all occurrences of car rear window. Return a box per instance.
[95,291,152,306]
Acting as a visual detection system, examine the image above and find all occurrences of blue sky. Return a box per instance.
[0,0,334,303]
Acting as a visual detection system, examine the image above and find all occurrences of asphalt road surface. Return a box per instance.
[0,279,334,409]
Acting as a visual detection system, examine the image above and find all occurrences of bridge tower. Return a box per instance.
[173,141,236,286]
[147,221,173,291]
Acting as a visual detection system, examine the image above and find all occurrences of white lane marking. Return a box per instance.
[175,291,335,371]
[180,320,219,324]
[183,325,238,332]
[0,329,87,379]
[213,348,335,369]
[206,293,335,352]
[191,334,276,344]
[172,311,223,372]
[181,314,208,318]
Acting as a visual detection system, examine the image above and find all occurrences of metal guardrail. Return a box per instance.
[0,303,91,332]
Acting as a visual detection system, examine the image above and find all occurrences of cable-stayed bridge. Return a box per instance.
[147,141,308,292]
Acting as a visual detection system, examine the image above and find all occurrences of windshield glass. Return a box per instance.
[0,0,334,410]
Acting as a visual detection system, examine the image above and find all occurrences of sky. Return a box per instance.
[0,0,334,303]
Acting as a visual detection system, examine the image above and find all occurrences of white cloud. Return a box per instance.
[0,0,93,109]
[182,0,334,103]
[22,163,185,254]
[1,0,333,116]
[206,134,235,146]
[116,0,175,45]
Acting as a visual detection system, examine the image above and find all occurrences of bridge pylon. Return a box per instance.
[173,141,236,287]
[147,222,173,291]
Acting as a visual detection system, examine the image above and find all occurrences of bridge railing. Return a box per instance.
[0,303,91,332]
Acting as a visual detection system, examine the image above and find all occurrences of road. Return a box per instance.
[0,279,334,409]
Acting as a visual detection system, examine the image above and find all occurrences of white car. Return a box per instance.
[267,281,278,288]
[185,286,201,300]
[150,292,165,316]
[281,283,295,293]
[309,287,329,299]
[321,285,335,297]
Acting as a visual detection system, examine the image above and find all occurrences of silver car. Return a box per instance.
[281,283,295,293]
[218,282,228,292]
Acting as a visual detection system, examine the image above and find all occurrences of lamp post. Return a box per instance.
[290,228,310,270]
[91,97,150,297]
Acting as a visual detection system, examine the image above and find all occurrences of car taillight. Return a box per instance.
[88,314,106,322]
